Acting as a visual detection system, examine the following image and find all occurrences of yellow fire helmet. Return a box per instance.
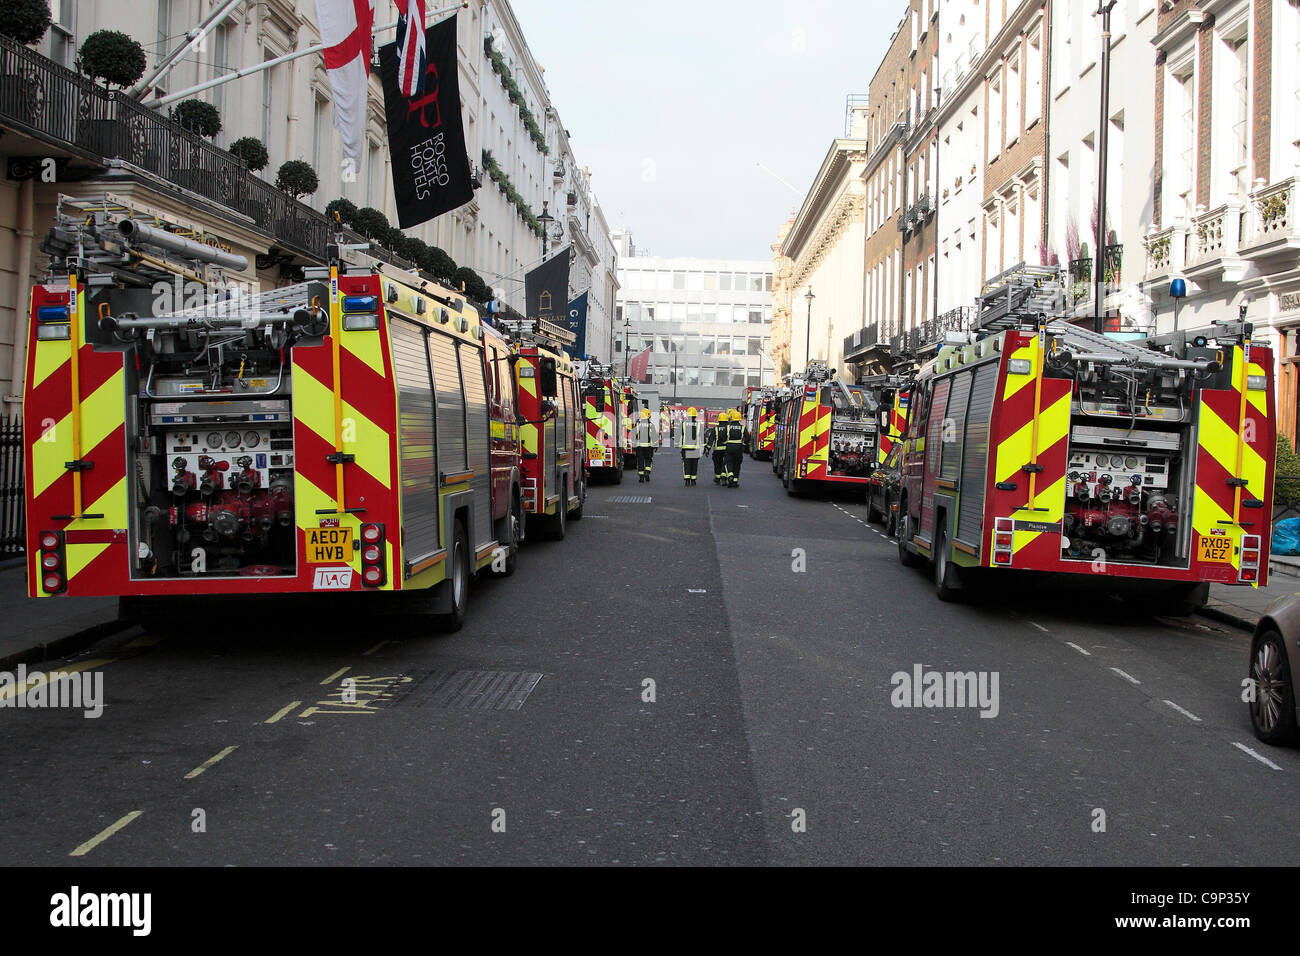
[687,407,698,417]
[641,408,650,419]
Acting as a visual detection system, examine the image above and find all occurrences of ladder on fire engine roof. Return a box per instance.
[154,280,324,322]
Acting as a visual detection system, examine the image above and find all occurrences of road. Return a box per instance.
[3,452,1297,866]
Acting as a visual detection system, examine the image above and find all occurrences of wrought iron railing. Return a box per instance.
[0,416,23,558]
[0,33,334,261]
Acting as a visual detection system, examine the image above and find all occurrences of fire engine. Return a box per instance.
[619,380,638,469]
[745,386,777,460]
[23,198,533,630]
[896,263,1275,613]
[500,318,586,537]
[581,362,624,483]
[773,361,881,495]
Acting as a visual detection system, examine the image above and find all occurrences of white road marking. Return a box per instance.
[1029,621,1049,633]
[1162,699,1203,723]
[1232,741,1283,771]
[69,810,143,857]
[1065,642,1091,656]
[687,589,707,594]
[1110,667,1141,685]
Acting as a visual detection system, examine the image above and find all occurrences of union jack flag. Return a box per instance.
[396,0,427,98]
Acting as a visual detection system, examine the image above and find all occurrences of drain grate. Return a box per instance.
[413,670,544,711]
[610,495,652,504]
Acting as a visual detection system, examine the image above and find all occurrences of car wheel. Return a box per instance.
[898,504,921,567]
[1250,628,1299,745]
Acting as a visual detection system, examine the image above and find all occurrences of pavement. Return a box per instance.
[0,558,130,670]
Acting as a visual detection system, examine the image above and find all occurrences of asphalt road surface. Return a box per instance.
[4,452,1297,866]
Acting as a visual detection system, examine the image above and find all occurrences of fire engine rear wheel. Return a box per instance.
[933,526,962,602]
[1148,582,1210,617]
[571,481,585,521]
[1250,628,1299,746]
[898,505,922,568]
[438,520,470,632]
[494,495,522,577]
[548,490,568,540]
[786,477,800,497]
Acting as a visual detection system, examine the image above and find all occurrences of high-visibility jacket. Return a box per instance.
[725,422,744,446]
[634,419,655,446]
[681,419,702,459]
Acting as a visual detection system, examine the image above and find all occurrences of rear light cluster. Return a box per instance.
[39,530,67,593]
[360,523,386,588]
[1239,534,1261,583]
[993,518,1014,566]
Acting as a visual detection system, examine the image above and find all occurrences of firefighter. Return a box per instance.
[634,408,655,482]
[709,413,726,484]
[680,407,702,486]
[725,408,745,488]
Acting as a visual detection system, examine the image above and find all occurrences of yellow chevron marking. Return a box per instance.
[341,327,385,378]
[32,368,125,499]
[1200,400,1266,496]
[32,335,71,386]
[519,373,537,398]
[1002,340,1038,401]
[522,423,538,455]
[71,477,129,531]
[1192,484,1240,574]
[66,541,109,580]
[293,369,391,488]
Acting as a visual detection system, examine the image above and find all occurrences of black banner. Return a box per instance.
[525,247,570,325]
[378,14,474,229]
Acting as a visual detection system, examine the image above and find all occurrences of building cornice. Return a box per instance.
[785,140,867,261]
[1152,8,1206,53]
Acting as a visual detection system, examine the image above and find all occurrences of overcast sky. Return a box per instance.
[509,0,901,262]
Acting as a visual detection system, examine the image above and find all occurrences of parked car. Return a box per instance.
[866,444,903,536]
[1248,592,1300,745]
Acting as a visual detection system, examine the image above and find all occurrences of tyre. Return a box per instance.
[933,525,961,602]
[571,479,585,521]
[898,504,922,567]
[1148,581,1209,617]
[1250,628,1299,746]
[548,493,567,540]
[493,494,522,577]
[886,499,898,538]
[437,520,470,632]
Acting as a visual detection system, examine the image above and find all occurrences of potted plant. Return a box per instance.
[324,197,357,228]
[75,30,146,156]
[274,159,318,200]
[171,98,222,139]
[0,0,53,126]
[230,136,269,173]
[351,206,389,240]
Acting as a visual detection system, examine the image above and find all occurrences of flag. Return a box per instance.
[316,0,375,173]
[396,0,427,98]
[564,292,589,358]
[629,346,651,383]
[524,247,571,325]
[379,13,474,228]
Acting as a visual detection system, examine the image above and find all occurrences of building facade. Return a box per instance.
[616,243,774,411]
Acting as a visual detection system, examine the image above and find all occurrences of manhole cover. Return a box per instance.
[411,670,544,711]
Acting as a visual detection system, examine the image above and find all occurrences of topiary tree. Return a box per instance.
[381,225,406,250]
[229,136,269,172]
[324,197,358,227]
[171,98,222,139]
[1277,436,1300,505]
[0,0,51,45]
[396,235,427,264]
[351,206,389,240]
[423,246,457,282]
[454,266,491,302]
[275,159,318,199]
[78,30,147,88]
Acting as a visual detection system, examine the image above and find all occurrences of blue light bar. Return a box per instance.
[342,295,378,313]
[37,306,70,323]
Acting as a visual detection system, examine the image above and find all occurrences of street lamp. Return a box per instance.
[804,287,815,369]
[538,201,554,256]
[1094,0,1117,334]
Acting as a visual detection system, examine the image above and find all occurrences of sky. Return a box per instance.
[509,0,902,262]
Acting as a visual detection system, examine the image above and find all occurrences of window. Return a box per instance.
[719,273,732,290]
[672,272,686,290]
[1006,49,1021,145]
[1165,61,1197,224]
[731,371,746,387]
[718,304,733,323]
[157,0,170,51]
[671,304,686,320]
[687,272,704,291]
[717,338,731,356]
[750,275,764,292]
[1215,28,1251,203]
[261,53,274,147]
[702,336,715,355]
[312,95,327,196]
[212,24,229,116]
[987,71,1002,162]
[986,206,1001,278]
[1025,28,1043,126]
[704,272,718,291]
[700,369,716,386]
[1003,195,1019,269]
[748,310,764,324]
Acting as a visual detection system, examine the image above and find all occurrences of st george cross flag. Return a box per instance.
[315,0,375,172]
[396,0,427,98]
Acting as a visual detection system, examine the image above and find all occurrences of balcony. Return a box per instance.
[1240,177,1300,260]
[0,33,335,263]
[843,323,880,362]
[1068,245,1122,306]
[1143,224,1187,283]
[1068,256,1093,302]
[1184,201,1247,283]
